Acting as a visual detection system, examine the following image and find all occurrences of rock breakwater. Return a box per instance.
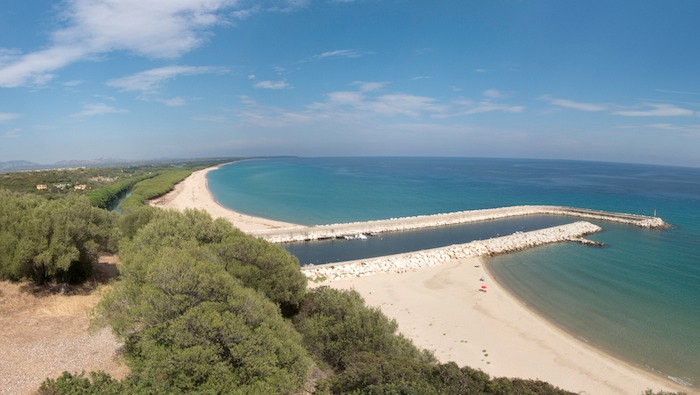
[252,205,666,243]
[302,221,602,283]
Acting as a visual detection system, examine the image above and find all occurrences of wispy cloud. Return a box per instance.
[449,99,524,116]
[108,65,225,93]
[483,89,505,99]
[352,81,388,92]
[0,112,21,122]
[655,89,700,97]
[163,97,187,107]
[63,80,83,87]
[313,49,368,59]
[614,103,694,117]
[254,80,291,89]
[4,128,20,137]
[541,95,608,112]
[0,1,241,88]
[645,123,700,135]
[72,103,127,117]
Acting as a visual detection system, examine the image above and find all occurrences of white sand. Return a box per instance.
[153,163,692,395]
[321,258,689,395]
[149,164,302,232]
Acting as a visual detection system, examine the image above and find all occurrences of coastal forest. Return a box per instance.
[0,165,685,394]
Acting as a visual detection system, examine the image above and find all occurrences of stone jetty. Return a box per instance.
[251,205,666,243]
[302,221,602,283]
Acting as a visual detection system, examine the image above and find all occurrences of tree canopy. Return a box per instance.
[0,190,115,284]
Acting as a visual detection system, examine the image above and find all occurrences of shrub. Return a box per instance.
[97,246,311,394]
[293,286,428,371]
[118,208,307,312]
[0,190,116,284]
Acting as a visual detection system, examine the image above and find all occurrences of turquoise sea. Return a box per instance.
[207,157,700,389]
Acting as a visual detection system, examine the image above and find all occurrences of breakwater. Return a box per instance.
[251,205,666,243]
[302,221,602,282]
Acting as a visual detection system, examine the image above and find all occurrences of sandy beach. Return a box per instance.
[149,164,302,232]
[153,164,690,395]
[320,259,687,394]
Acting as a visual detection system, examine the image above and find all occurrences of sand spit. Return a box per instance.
[302,221,602,282]
[252,205,666,243]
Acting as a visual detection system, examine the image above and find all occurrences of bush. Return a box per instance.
[118,208,307,312]
[0,190,116,284]
[97,246,311,394]
[293,287,428,371]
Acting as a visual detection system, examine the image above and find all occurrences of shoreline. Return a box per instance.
[317,257,684,394]
[148,163,303,232]
[151,164,691,394]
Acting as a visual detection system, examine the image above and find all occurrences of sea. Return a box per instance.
[207,157,700,390]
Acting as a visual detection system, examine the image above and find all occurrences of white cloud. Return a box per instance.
[313,49,367,59]
[72,103,127,117]
[254,80,290,89]
[645,123,700,135]
[327,91,364,105]
[614,103,695,117]
[4,128,20,137]
[108,65,224,93]
[0,0,238,88]
[364,94,446,117]
[483,89,504,99]
[655,89,700,97]
[352,81,388,92]
[0,112,21,122]
[448,99,524,116]
[464,102,524,115]
[247,74,256,80]
[163,97,187,107]
[542,95,608,112]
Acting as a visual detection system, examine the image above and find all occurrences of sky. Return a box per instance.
[1,0,700,167]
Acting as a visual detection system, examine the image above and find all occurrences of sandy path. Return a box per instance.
[0,257,126,395]
[320,258,689,395]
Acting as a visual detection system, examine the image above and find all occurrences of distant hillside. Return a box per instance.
[0,156,244,173]
[0,160,44,172]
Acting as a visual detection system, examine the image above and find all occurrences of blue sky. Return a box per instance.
[1,0,700,167]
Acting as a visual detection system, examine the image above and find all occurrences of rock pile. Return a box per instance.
[302,221,602,283]
[253,205,666,243]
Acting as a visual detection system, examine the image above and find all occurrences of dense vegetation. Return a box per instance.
[0,190,115,284]
[0,178,682,394]
[117,168,196,211]
[0,158,233,208]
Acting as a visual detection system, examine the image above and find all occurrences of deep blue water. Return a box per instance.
[208,157,700,389]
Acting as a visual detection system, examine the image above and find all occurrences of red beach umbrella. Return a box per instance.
[481,285,487,289]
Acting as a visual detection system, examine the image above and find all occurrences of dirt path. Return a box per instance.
[0,255,126,395]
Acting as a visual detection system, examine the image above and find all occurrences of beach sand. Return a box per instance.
[321,259,686,395]
[149,164,302,232]
[153,164,690,395]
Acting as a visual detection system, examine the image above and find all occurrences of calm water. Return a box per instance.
[208,157,700,388]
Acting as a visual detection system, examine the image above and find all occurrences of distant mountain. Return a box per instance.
[0,156,243,173]
[0,160,44,172]
[53,157,129,168]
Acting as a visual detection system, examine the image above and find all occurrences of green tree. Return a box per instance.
[97,246,310,394]
[118,208,307,312]
[0,190,115,284]
[293,286,429,372]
